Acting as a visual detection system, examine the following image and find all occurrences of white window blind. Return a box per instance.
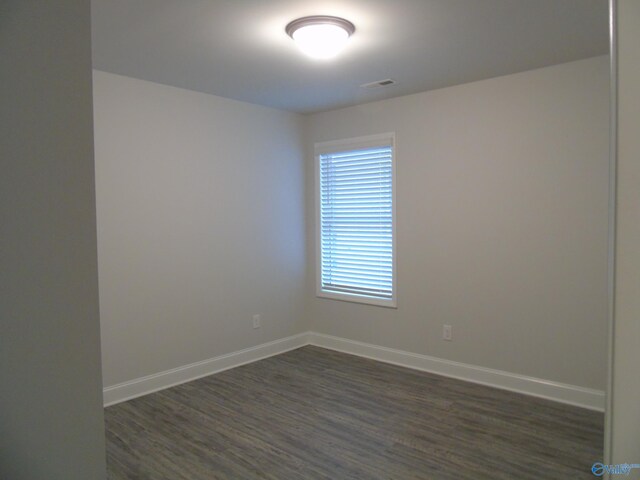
[317,135,395,306]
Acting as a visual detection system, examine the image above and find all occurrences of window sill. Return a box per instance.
[316,290,397,309]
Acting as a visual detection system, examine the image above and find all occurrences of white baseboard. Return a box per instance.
[308,332,605,412]
[104,330,604,412]
[103,333,310,407]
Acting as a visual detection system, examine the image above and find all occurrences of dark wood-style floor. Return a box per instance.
[105,346,603,479]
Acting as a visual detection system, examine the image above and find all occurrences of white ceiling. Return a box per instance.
[91,0,608,114]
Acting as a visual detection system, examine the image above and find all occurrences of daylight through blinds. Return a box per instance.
[319,145,393,300]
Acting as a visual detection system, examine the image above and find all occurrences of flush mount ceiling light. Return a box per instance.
[285,16,355,60]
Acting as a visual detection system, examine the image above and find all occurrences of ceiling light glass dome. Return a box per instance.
[286,16,355,59]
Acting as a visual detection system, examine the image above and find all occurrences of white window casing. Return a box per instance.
[315,133,396,308]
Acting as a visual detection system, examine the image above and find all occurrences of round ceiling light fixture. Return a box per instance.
[285,15,355,60]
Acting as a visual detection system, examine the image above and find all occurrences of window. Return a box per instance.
[315,133,396,307]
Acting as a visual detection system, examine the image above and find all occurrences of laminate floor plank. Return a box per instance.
[105,346,603,479]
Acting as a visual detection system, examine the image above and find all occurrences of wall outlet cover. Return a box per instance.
[443,325,453,341]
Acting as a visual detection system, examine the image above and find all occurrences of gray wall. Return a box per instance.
[93,71,306,387]
[0,1,106,479]
[610,0,640,467]
[305,56,610,390]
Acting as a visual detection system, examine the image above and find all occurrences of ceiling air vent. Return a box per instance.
[360,79,397,88]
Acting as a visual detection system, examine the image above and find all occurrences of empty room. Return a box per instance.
[3,1,640,480]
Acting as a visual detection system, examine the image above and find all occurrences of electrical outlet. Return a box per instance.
[252,314,261,329]
[443,324,453,341]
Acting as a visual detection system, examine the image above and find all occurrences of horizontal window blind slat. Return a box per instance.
[322,235,391,240]
[322,232,392,238]
[322,242,392,249]
[321,196,391,204]
[322,252,392,259]
[325,146,391,156]
[322,212,392,217]
[322,218,391,224]
[321,264,393,276]
[320,196,391,205]
[321,256,393,265]
[321,244,392,252]
[321,225,392,230]
[321,233,392,240]
[323,274,392,286]
[322,218,392,223]
[322,184,391,191]
[321,203,391,211]
[321,223,392,229]
[321,161,391,172]
[322,284,392,299]
[325,156,391,164]
[322,263,393,272]
[322,239,393,247]
[323,279,392,290]
[321,248,392,258]
[323,274,392,285]
[322,213,392,219]
[321,168,391,178]
[322,203,392,210]
[321,175,391,184]
[322,241,392,249]
[323,148,391,161]
[322,179,390,187]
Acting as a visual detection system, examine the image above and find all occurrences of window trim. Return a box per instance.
[314,132,397,308]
